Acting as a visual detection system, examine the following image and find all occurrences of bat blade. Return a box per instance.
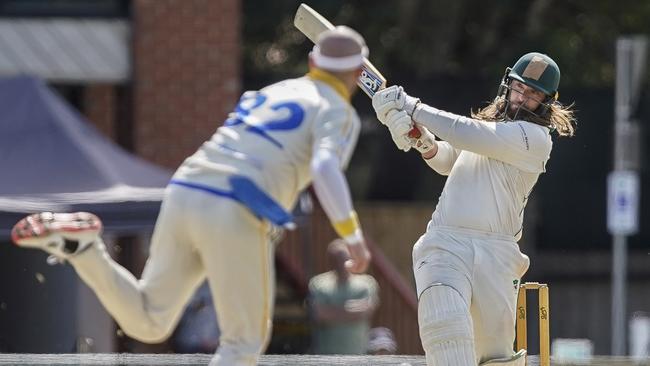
[294,3,387,98]
[294,3,335,43]
[293,3,420,138]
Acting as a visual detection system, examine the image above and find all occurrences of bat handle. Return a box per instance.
[408,125,422,139]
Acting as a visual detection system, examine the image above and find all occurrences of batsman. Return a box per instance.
[11,26,371,366]
[373,53,576,365]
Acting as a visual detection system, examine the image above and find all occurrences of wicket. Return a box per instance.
[516,282,550,366]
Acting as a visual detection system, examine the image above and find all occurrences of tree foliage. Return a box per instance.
[243,0,650,88]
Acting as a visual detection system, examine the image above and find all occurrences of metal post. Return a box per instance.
[610,36,646,356]
[612,234,628,355]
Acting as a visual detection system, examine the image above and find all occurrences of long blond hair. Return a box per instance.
[472,96,577,137]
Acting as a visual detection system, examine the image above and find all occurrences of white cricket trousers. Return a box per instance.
[413,226,530,364]
[69,185,275,366]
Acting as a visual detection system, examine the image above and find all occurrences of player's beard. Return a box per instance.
[504,100,553,128]
[506,103,521,119]
[506,102,536,121]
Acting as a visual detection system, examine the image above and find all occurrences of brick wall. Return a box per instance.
[132,0,241,168]
[84,84,116,140]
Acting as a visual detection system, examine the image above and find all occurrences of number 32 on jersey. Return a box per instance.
[224,91,305,149]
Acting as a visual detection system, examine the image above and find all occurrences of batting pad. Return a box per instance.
[418,285,476,365]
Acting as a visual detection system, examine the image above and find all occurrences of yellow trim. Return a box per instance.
[333,211,360,238]
[307,68,351,102]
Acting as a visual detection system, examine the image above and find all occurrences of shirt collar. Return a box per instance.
[306,68,351,102]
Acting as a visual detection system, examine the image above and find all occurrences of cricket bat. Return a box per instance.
[293,3,421,138]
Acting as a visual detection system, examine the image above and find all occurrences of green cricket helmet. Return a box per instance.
[495,52,561,123]
[508,52,560,98]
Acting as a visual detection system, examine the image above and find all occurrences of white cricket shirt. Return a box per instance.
[173,70,360,212]
[413,105,553,240]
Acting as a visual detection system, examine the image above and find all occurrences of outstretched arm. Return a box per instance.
[371,86,551,173]
[412,105,550,173]
[310,148,370,273]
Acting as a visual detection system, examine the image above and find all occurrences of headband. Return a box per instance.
[310,45,369,71]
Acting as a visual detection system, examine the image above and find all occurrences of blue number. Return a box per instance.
[224,92,305,148]
[224,92,267,127]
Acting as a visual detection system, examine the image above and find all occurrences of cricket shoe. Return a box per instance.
[12,212,102,262]
[480,349,526,366]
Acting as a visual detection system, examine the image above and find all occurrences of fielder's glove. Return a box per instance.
[372,85,420,122]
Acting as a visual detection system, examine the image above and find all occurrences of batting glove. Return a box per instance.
[410,124,437,155]
[372,85,420,122]
[384,109,413,152]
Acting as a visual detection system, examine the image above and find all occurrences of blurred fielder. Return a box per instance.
[372,53,576,365]
[12,26,371,366]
